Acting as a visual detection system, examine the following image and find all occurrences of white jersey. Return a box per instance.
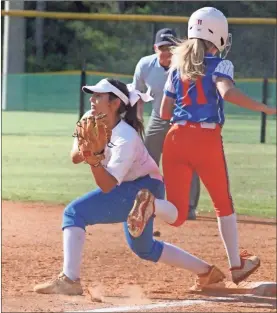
[73,111,163,185]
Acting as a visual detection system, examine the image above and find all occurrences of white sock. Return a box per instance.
[154,199,178,224]
[63,226,85,281]
[159,242,211,275]
[217,213,241,268]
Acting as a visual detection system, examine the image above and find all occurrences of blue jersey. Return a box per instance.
[164,54,234,125]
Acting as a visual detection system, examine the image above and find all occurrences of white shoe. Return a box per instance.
[230,250,261,284]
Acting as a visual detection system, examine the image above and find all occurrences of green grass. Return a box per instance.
[2,111,276,218]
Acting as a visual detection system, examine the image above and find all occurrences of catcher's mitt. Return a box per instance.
[73,113,112,167]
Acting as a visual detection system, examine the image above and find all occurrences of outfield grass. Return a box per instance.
[2,111,276,218]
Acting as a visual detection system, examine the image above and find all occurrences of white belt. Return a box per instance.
[174,120,216,129]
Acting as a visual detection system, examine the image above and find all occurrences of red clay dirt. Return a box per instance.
[2,200,276,312]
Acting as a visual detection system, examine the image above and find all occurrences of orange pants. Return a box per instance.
[162,122,234,227]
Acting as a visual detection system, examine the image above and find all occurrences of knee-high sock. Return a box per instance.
[63,226,85,281]
[159,242,211,275]
[217,213,241,268]
[154,199,178,224]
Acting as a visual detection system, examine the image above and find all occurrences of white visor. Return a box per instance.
[127,84,154,106]
[82,79,129,105]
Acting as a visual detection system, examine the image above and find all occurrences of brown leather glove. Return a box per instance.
[73,113,112,167]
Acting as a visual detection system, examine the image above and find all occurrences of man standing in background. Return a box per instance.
[132,28,200,220]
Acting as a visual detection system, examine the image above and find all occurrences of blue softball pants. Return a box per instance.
[62,175,165,262]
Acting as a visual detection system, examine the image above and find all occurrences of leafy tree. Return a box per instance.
[22,1,276,77]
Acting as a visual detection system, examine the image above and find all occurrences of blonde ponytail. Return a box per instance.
[170,38,214,81]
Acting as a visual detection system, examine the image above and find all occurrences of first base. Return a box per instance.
[198,281,276,297]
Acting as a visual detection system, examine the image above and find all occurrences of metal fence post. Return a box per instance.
[260,78,268,144]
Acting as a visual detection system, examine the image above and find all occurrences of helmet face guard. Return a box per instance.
[220,33,232,59]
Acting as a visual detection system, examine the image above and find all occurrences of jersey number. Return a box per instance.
[182,77,207,105]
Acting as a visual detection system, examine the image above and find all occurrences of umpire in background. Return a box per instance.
[132,28,200,220]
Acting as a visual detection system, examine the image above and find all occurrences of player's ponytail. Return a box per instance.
[107,79,145,139]
[124,103,145,139]
[170,38,215,81]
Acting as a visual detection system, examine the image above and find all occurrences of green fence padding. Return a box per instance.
[4,73,276,115]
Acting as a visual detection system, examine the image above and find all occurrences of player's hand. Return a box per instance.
[263,106,277,115]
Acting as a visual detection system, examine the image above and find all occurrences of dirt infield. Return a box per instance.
[2,200,276,312]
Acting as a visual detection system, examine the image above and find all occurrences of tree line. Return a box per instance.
[6,1,277,77]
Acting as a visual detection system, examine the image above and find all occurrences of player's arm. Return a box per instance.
[136,99,144,122]
[71,137,84,164]
[89,165,118,193]
[89,138,136,193]
[160,69,176,120]
[160,95,175,120]
[216,78,276,115]
[214,60,276,115]
[100,138,136,192]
